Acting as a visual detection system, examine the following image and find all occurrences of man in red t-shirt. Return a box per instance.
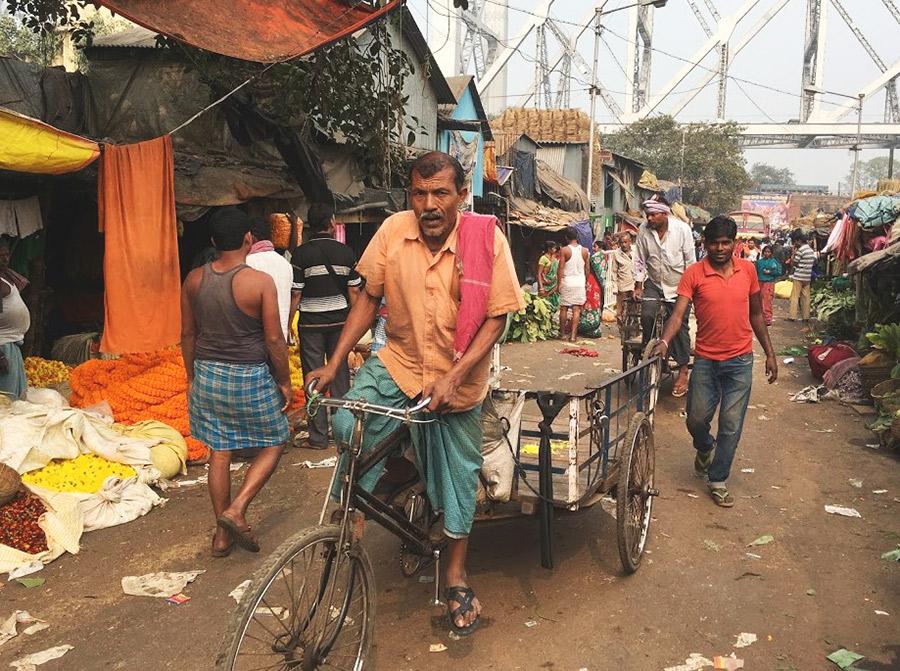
[653,216,777,508]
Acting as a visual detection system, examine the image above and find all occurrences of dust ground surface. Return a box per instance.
[1,304,898,671]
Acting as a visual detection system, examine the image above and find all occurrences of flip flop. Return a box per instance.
[217,515,260,553]
[672,384,688,398]
[446,585,481,637]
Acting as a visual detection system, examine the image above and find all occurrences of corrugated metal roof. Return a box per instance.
[91,25,161,48]
[536,146,566,176]
[493,131,539,158]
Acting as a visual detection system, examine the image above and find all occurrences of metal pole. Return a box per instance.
[586,7,601,209]
[850,93,864,198]
[889,147,895,179]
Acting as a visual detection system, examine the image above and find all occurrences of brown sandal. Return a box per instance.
[217,515,260,553]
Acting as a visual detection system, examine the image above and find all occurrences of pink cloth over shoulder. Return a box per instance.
[453,212,497,361]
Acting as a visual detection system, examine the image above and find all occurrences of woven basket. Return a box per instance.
[861,364,893,399]
[0,462,21,507]
[872,378,900,415]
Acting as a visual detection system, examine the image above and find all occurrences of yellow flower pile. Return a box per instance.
[24,357,69,388]
[22,453,136,493]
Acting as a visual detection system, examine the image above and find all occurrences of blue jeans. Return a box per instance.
[685,353,754,486]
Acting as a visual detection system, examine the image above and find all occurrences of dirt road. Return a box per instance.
[1,312,898,670]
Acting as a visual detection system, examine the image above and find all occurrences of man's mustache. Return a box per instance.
[419,211,442,222]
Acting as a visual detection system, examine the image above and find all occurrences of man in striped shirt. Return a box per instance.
[788,231,816,326]
[291,203,362,448]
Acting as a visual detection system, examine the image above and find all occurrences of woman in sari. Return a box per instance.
[578,241,605,337]
[538,241,560,310]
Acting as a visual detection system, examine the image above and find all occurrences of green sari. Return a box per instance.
[538,255,560,312]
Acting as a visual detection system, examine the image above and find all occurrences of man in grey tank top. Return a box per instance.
[181,207,292,557]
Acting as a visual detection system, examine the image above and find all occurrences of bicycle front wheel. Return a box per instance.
[217,524,375,671]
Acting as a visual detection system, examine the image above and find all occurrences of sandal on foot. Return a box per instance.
[446,585,480,637]
[709,487,734,508]
[672,382,689,398]
[217,515,260,552]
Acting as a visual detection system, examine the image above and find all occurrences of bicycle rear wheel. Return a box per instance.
[217,525,375,671]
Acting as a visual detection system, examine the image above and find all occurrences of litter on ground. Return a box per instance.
[121,570,205,598]
[664,653,714,671]
[713,653,744,670]
[0,611,48,647]
[826,648,864,669]
[748,535,774,546]
[293,456,338,469]
[430,643,448,653]
[848,478,863,488]
[824,505,861,518]
[733,633,756,648]
[229,579,251,603]
[740,468,755,473]
[874,610,889,616]
[9,645,73,670]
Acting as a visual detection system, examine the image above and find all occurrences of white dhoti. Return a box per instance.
[559,277,585,307]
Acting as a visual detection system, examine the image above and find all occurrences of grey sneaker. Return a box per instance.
[694,448,714,479]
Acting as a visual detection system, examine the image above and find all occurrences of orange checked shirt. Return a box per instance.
[357,210,525,411]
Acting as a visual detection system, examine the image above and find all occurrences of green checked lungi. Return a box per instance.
[330,357,483,538]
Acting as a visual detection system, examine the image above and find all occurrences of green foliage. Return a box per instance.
[0,13,63,65]
[176,16,420,186]
[864,323,900,377]
[810,285,857,338]
[749,162,795,187]
[845,156,900,190]
[602,115,751,213]
[4,0,92,46]
[508,291,554,343]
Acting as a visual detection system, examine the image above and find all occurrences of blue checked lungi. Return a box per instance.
[329,357,483,538]
[188,359,290,451]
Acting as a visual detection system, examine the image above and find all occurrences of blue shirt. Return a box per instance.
[755,257,782,283]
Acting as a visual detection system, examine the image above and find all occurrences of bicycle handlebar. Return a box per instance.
[306,379,433,422]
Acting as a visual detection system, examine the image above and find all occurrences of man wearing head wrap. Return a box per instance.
[633,194,696,397]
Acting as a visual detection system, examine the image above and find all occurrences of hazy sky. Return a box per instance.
[409,0,900,192]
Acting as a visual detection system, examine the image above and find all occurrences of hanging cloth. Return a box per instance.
[453,213,496,362]
[0,197,43,238]
[98,136,181,354]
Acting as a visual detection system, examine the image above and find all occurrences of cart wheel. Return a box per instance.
[616,412,657,574]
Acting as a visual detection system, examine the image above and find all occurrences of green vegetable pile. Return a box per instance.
[810,286,856,338]
[508,291,555,343]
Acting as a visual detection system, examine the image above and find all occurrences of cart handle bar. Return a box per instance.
[306,380,433,423]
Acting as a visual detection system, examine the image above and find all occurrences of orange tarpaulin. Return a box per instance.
[99,136,181,354]
[0,107,99,175]
[97,0,401,63]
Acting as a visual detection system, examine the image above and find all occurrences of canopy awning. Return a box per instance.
[509,197,584,231]
[97,0,401,63]
[0,107,99,175]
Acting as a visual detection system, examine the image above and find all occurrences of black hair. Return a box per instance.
[209,207,251,251]
[307,203,335,233]
[790,229,807,243]
[249,217,270,242]
[409,151,466,191]
[564,226,578,242]
[703,215,737,241]
[544,240,558,253]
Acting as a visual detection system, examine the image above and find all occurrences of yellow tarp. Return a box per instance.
[0,107,99,175]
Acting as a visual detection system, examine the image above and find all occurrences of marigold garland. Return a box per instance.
[69,349,210,462]
[24,357,70,388]
[70,346,307,461]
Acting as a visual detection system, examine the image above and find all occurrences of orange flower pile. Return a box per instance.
[69,349,209,462]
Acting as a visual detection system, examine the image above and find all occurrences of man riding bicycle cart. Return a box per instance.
[217,153,660,670]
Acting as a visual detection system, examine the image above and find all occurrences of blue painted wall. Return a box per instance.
[438,85,484,198]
